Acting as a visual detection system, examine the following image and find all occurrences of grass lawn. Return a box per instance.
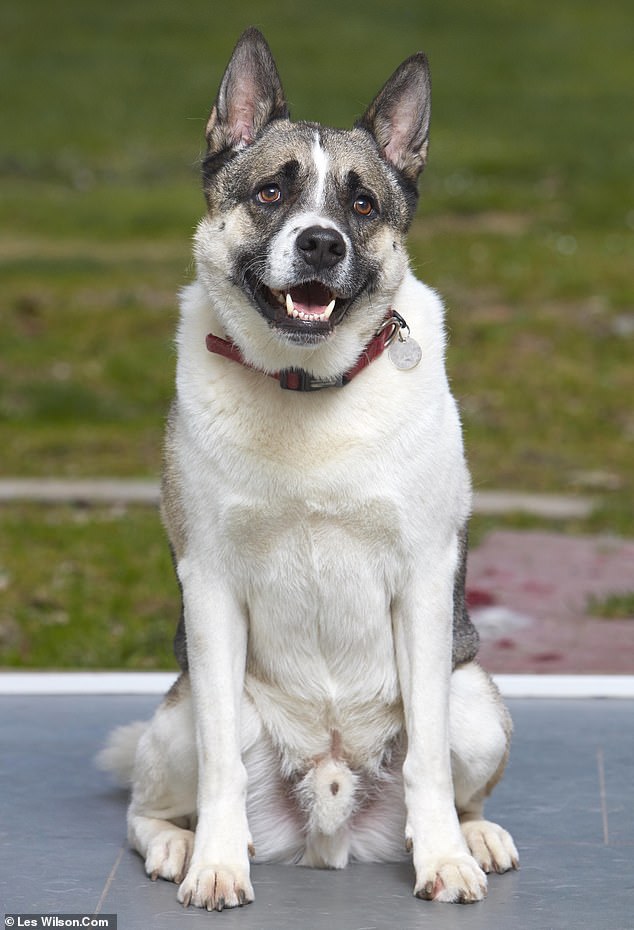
[1,0,633,666]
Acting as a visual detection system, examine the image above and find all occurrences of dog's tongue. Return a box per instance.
[290,282,332,316]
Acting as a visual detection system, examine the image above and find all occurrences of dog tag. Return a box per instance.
[389,335,422,370]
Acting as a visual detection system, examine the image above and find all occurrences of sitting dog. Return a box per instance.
[99,27,518,910]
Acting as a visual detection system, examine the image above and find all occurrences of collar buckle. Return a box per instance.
[279,368,345,391]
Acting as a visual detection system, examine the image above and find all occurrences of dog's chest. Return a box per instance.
[221,487,402,698]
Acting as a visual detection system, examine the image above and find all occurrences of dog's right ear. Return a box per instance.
[206,28,288,157]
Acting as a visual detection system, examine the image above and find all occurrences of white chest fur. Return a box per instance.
[170,271,471,771]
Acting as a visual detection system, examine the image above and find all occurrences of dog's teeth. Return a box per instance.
[283,297,333,324]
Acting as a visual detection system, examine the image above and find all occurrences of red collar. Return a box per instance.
[205,312,405,392]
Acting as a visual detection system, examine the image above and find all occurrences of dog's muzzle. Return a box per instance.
[244,224,358,343]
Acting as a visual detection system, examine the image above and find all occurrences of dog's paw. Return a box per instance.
[414,853,488,904]
[461,819,519,874]
[144,827,194,884]
[177,862,254,911]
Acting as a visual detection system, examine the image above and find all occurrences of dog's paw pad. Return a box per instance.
[144,827,194,884]
[461,819,519,874]
[178,863,254,911]
[415,854,488,904]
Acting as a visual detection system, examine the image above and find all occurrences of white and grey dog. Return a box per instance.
[99,28,519,911]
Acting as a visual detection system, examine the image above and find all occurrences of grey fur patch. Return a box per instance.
[173,593,188,671]
[164,671,187,706]
[452,526,480,668]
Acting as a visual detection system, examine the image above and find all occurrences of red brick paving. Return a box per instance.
[467,531,634,674]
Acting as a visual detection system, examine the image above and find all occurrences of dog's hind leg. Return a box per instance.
[129,815,195,884]
[125,677,199,884]
[449,663,519,875]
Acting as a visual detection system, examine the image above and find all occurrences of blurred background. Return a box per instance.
[1,0,632,669]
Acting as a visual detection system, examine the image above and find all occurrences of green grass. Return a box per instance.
[0,504,178,668]
[586,592,634,621]
[1,0,633,666]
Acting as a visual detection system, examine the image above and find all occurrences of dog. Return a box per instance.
[98,27,519,910]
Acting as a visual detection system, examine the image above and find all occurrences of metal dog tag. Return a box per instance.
[389,335,422,370]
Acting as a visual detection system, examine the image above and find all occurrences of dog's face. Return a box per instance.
[194,29,431,375]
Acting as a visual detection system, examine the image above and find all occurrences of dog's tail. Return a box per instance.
[95,721,147,787]
[297,758,358,840]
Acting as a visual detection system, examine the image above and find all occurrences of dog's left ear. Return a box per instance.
[206,28,289,156]
[358,52,431,184]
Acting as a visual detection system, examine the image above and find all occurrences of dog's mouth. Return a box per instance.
[248,278,351,341]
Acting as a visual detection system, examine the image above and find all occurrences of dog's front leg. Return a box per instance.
[393,541,487,904]
[176,559,253,911]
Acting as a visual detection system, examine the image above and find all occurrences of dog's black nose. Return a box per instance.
[296,225,346,271]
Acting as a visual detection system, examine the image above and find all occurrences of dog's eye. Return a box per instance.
[353,195,375,217]
[256,184,282,205]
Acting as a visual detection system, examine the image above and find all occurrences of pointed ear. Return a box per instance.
[357,52,431,184]
[206,28,289,155]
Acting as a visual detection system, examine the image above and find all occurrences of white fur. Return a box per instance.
[95,720,147,787]
[103,666,516,881]
[102,185,517,912]
[311,133,330,208]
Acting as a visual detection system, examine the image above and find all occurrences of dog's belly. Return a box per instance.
[223,495,404,770]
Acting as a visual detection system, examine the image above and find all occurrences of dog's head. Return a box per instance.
[194,28,431,377]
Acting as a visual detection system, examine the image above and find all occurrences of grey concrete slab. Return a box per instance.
[1,695,633,929]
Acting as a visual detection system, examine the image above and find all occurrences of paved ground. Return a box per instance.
[0,479,595,518]
[1,694,633,930]
[467,531,634,674]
